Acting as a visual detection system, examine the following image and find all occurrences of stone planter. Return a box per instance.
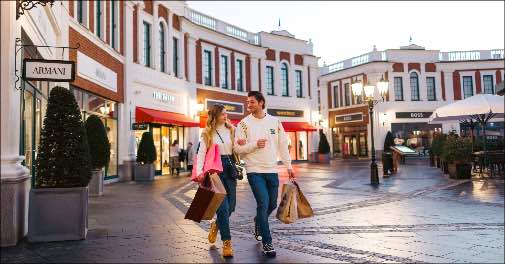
[89,169,104,197]
[442,161,449,174]
[429,154,435,167]
[435,156,441,168]
[134,163,155,181]
[318,153,330,164]
[448,163,472,179]
[382,152,393,176]
[28,187,88,242]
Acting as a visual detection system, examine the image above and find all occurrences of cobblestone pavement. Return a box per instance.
[2,158,504,263]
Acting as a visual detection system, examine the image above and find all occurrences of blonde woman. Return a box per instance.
[196,104,241,258]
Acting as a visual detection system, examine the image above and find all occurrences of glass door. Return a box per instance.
[152,126,162,175]
[359,132,368,157]
[161,126,171,175]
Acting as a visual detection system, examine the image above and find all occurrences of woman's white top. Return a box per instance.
[196,124,233,176]
[169,144,180,157]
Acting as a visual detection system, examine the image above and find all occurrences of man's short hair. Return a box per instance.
[247,91,266,109]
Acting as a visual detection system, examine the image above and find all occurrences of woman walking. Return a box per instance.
[170,140,180,175]
[196,104,238,258]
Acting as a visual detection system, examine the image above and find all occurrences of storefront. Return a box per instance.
[134,107,199,175]
[391,112,442,153]
[329,107,369,158]
[267,108,317,161]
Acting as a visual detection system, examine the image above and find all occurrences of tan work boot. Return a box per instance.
[222,240,234,258]
[208,221,218,244]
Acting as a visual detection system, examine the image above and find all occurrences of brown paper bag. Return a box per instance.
[293,181,313,218]
[276,182,298,224]
[185,173,227,222]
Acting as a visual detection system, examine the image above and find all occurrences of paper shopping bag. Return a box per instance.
[292,181,313,218]
[185,173,227,222]
[276,182,298,224]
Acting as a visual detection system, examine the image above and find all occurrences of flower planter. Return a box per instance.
[318,153,330,164]
[382,152,393,176]
[89,169,104,197]
[134,163,155,181]
[28,187,88,242]
[448,163,472,179]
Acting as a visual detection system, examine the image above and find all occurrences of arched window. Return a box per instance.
[410,72,420,101]
[281,63,289,96]
[159,22,166,72]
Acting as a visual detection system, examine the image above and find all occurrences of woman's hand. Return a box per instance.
[237,139,247,146]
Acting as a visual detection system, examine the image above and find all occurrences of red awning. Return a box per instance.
[136,107,199,127]
[281,122,318,132]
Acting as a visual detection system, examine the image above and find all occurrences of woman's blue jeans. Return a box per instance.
[216,155,237,241]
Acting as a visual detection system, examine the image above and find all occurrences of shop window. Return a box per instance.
[333,85,339,108]
[266,66,274,95]
[394,77,404,101]
[295,70,303,98]
[344,83,350,106]
[281,63,289,96]
[463,76,473,98]
[426,77,436,101]
[236,59,243,91]
[220,55,228,89]
[142,21,151,67]
[159,22,166,72]
[173,37,179,77]
[410,72,420,101]
[204,50,212,86]
[483,75,494,94]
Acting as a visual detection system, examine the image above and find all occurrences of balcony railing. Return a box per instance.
[185,8,261,46]
[323,51,387,74]
[439,49,504,62]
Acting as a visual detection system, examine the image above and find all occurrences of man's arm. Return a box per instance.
[277,121,293,171]
[233,122,257,154]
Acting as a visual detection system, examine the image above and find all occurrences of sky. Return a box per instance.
[186,1,505,66]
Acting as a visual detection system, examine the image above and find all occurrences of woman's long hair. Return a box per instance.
[202,104,233,148]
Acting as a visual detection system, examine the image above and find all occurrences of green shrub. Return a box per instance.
[383,131,395,152]
[441,136,473,164]
[430,133,447,156]
[318,130,331,154]
[84,115,110,169]
[35,86,92,188]
[137,131,157,164]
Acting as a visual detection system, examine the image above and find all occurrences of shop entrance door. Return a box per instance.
[343,133,367,158]
[151,125,184,175]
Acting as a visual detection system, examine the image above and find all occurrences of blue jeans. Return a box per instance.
[216,155,237,241]
[247,173,279,244]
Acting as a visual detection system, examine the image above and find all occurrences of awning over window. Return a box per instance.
[136,107,199,127]
[281,122,318,132]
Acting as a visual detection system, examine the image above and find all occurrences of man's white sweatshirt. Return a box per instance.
[233,113,292,173]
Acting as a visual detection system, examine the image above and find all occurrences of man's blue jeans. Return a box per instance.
[247,173,279,244]
[216,156,237,241]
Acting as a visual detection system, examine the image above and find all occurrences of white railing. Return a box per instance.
[439,49,504,61]
[185,8,261,46]
[324,51,387,74]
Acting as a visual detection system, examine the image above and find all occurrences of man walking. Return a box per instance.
[186,142,194,173]
[234,91,294,257]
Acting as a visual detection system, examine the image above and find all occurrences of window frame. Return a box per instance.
[173,37,179,77]
[142,21,151,67]
[95,0,105,40]
[483,75,494,94]
[159,22,166,72]
[110,0,120,51]
[462,76,474,98]
[295,70,303,98]
[281,63,289,97]
[266,66,275,95]
[203,50,212,86]
[426,76,436,101]
[236,59,243,92]
[410,72,420,101]
[220,55,228,89]
[344,83,350,106]
[333,84,339,108]
[394,77,404,101]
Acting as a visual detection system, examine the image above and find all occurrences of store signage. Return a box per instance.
[77,51,117,92]
[206,99,244,115]
[335,113,363,123]
[132,123,148,130]
[153,91,176,104]
[267,109,304,117]
[395,112,433,118]
[23,59,75,82]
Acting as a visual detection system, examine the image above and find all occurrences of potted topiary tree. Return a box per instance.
[318,130,331,164]
[441,136,473,179]
[382,131,395,176]
[430,133,446,169]
[84,115,110,196]
[134,131,156,181]
[28,86,92,242]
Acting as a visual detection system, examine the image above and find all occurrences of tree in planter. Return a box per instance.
[84,115,110,195]
[137,131,157,164]
[430,133,447,168]
[382,131,395,174]
[318,130,330,154]
[441,136,473,179]
[35,86,92,188]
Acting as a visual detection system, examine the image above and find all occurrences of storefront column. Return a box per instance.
[1,1,30,247]
[117,1,136,182]
[187,36,197,83]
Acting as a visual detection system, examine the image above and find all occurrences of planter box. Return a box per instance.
[28,187,88,242]
[134,163,155,181]
[89,169,104,197]
[382,152,393,176]
[448,163,472,179]
[318,153,330,164]
[429,154,435,167]
[435,157,441,168]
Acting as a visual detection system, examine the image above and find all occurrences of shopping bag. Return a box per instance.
[276,182,298,224]
[185,172,227,223]
[191,144,223,183]
[292,181,313,218]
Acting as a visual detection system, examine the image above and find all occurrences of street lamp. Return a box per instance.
[352,75,389,185]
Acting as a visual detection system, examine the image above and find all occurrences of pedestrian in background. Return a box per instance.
[170,139,180,175]
[186,142,194,173]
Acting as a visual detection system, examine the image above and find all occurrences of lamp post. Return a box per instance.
[352,75,389,185]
